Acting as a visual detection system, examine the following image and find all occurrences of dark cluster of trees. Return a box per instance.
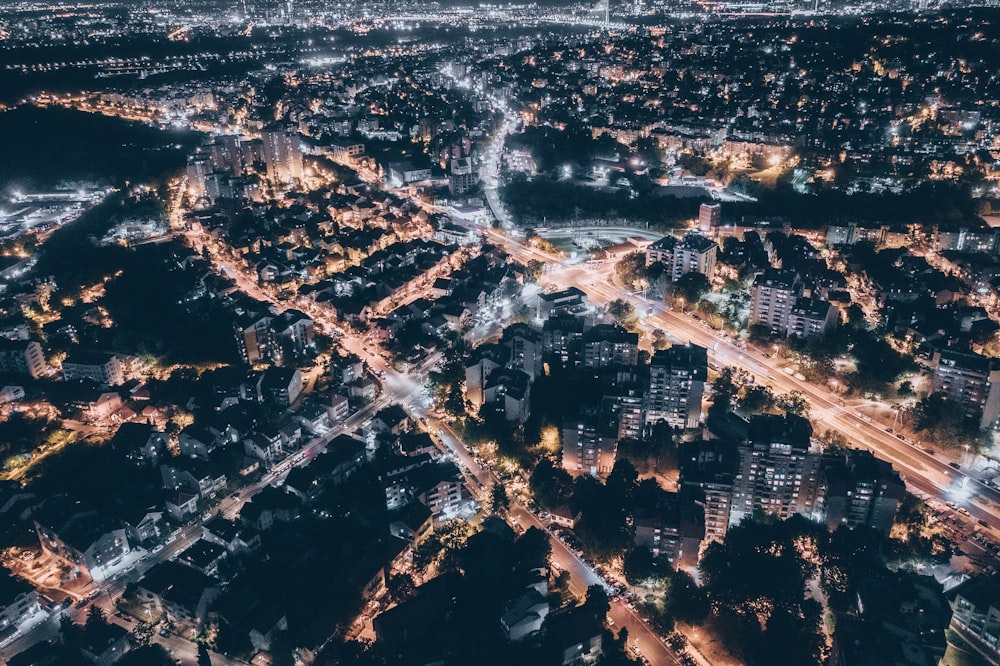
[0,106,199,191]
[779,318,916,399]
[641,512,950,666]
[318,524,637,666]
[501,173,702,229]
[532,458,683,560]
[31,196,239,365]
[727,182,985,229]
[913,392,990,451]
[505,126,627,176]
[708,366,810,419]
[614,252,648,292]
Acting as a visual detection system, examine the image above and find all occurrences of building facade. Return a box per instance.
[645,344,708,430]
[930,349,1000,430]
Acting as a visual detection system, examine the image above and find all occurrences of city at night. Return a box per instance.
[0,0,998,664]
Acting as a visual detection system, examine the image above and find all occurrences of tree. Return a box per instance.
[583,584,611,620]
[197,643,213,666]
[489,484,510,515]
[913,392,988,451]
[615,252,649,291]
[514,527,552,570]
[779,391,810,417]
[530,458,574,509]
[651,328,669,351]
[699,519,824,666]
[386,573,416,605]
[573,462,637,559]
[738,384,776,415]
[664,570,709,625]
[130,620,155,649]
[269,631,295,666]
[709,366,737,416]
[525,259,545,282]
[607,299,638,331]
[86,605,107,630]
[60,614,81,647]
[623,546,658,585]
[673,271,710,304]
[118,645,176,666]
[605,460,639,507]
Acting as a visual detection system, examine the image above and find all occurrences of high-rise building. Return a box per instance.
[749,268,802,332]
[645,344,708,430]
[234,313,275,365]
[482,368,532,423]
[561,412,619,477]
[464,343,507,407]
[241,138,264,170]
[930,349,1000,430]
[61,352,129,386]
[698,203,721,232]
[0,339,46,379]
[645,232,718,282]
[448,157,477,195]
[730,413,821,525]
[210,135,244,176]
[785,296,839,338]
[602,383,645,441]
[633,491,704,569]
[502,323,543,380]
[542,314,587,367]
[261,128,303,185]
[581,324,639,369]
[204,172,235,203]
[817,450,905,536]
[272,309,315,363]
[679,439,739,545]
[185,156,211,199]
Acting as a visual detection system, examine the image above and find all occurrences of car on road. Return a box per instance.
[949,462,961,470]
[979,519,989,528]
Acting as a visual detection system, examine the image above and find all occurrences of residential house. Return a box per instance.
[0,571,41,634]
[32,497,139,583]
[137,560,222,625]
[202,516,261,554]
[483,368,532,423]
[108,423,167,466]
[79,623,130,666]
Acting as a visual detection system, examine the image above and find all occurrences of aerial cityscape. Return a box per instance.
[0,0,998,664]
